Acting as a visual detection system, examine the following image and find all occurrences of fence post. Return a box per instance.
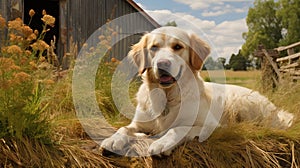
[254,45,280,92]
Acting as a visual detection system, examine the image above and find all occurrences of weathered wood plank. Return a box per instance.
[275,41,300,52]
[254,49,279,58]
[292,76,300,80]
[290,71,300,76]
[280,62,299,69]
[276,52,300,62]
[280,69,300,75]
[262,49,281,80]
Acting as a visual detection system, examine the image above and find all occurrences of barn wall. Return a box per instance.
[0,0,8,18]
[64,0,159,60]
[0,0,23,20]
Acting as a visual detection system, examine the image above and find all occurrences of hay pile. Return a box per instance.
[152,123,300,168]
[100,122,300,168]
[1,121,299,167]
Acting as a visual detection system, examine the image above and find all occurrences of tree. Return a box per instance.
[228,50,248,71]
[217,57,226,68]
[203,57,215,70]
[165,21,177,27]
[241,0,282,57]
[202,57,225,70]
[276,0,300,45]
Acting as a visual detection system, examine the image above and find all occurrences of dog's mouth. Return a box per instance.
[158,69,175,86]
[158,66,182,87]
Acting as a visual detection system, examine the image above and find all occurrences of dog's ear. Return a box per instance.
[128,34,150,75]
[189,34,211,71]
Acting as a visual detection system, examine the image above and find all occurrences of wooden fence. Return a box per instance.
[254,41,300,90]
[276,41,300,80]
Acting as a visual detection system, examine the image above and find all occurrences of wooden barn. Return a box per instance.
[0,0,160,60]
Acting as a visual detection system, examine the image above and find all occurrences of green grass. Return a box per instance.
[201,70,261,89]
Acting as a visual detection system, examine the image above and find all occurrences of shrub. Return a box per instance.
[0,11,56,142]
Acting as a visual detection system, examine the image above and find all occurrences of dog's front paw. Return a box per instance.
[148,138,176,156]
[101,133,129,153]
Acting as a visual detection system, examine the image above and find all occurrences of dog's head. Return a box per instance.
[129,27,210,88]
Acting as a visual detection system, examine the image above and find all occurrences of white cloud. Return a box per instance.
[202,10,228,17]
[209,19,247,59]
[211,19,247,35]
[147,10,216,31]
[173,0,250,17]
[174,0,223,10]
[202,4,248,17]
[146,10,247,60]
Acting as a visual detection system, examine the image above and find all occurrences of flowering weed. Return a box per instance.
[0,10,57,142]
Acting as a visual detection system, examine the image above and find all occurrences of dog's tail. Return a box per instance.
[276,110,294,129]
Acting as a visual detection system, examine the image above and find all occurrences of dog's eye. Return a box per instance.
[173,44,183,51]
[150,45,159,52]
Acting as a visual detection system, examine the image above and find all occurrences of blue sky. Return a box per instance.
[133,0,254,60]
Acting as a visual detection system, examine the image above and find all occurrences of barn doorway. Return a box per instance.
[24,0,59,47]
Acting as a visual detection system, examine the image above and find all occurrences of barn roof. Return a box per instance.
[127,0,161,28]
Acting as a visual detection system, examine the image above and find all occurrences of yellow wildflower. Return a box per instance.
[41,14,55,27]
[25,50,32,56]
[100,40,109,46]
[42,9,47,15]
[29,9,35,17]
[20,57,28,65]
[111,57,118,63]
[43,79,55,85]
[8,18,23,30]
[6,45,23,55]
[1,80,12,90]
[0,15,6,29]
[11,65,20,71]
[14,72,31,84]
[89,47,95,52]
[9,33,16,41]
[82,43,88,49]
[98,35,105,41]
[112,32,118,36]
[26,33,37,41]
[9,34,23,43]
[29,61,38,70]
[0,58,20,71]
[31,40,49,52]
[34,29,39,35]
[21,25,33,37]
[39,56,46,62]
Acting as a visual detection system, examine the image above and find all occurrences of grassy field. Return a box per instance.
[200,70,261,90]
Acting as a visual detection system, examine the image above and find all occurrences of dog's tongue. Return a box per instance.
[160,76,173,83]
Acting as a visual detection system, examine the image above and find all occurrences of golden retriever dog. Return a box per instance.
[101,26,294,156]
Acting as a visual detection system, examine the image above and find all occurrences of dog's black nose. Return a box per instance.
[157,59,171,70]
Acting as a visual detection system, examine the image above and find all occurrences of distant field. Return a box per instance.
[200,70,261,90]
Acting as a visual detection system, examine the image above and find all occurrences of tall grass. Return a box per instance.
[267,80,300,116]
[95,57,134,127]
